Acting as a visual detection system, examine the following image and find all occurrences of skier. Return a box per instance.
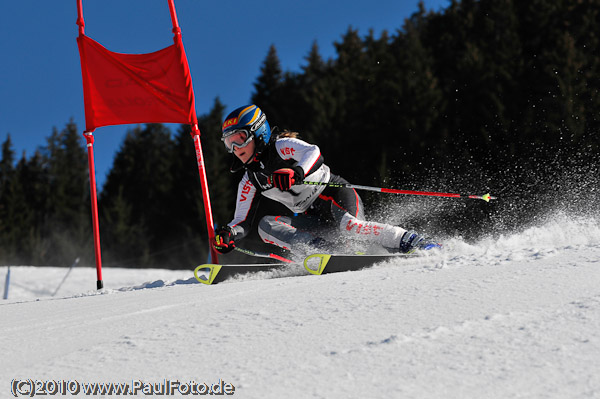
[213,104,441,257]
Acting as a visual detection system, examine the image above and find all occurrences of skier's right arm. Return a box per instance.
[214,174,259,254]
[227,173,259,241]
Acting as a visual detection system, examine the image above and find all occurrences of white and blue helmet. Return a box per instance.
[222,105,271,153]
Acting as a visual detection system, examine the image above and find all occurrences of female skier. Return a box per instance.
[213,104,440,257]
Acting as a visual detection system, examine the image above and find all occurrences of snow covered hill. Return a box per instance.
[1,215,600,398]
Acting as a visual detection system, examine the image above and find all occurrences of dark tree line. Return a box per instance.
[1,0,599,268]
[0,122,91,265]
[254,0,599,183]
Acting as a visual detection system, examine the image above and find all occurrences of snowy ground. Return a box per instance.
[1,215,600,398]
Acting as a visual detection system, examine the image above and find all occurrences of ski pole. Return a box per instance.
[302,181,496,202]
[3,267,10,300]
[234,247,294,263]
[53,257,80,296]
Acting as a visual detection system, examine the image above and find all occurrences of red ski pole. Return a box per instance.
[302,181,496,202]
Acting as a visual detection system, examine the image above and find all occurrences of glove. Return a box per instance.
[399,230,442,254]
[270,167,304,191]
[213,225,235,254]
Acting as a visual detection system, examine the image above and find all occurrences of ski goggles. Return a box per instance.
[222,129,253,153]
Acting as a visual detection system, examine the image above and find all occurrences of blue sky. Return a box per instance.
[1,0,449,189]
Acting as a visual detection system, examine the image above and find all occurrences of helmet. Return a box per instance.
[221,105,271,154]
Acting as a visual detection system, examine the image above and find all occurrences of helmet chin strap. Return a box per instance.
[243,134,259,164]
[242,151,259,165]
[250,135,268,161]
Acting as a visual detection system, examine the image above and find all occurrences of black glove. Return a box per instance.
[213,225,235,254]
[270,167,304,191]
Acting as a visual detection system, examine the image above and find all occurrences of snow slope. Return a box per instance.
[1,215,600,398]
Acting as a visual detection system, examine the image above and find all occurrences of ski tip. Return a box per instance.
[194,264,221,285]
[304,254,331,275]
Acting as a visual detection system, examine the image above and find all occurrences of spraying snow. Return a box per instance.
[2,213,599,398]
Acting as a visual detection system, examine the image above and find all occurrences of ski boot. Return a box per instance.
[399,230,442,254]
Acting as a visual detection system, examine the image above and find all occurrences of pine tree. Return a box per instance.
[0,136,16,262]
[0,135,15,188]
[324,27,370,181]
[42,121,91,265]
[299,41,336,145]
[100,123,177,268]
[196,98,233,225]
[44,122,89,226]
[572,0,600,152]
[17,151,50,264]
[1,155,30,264]
[252,44,285,126]
[169,98,230,265]
[389,4,444,175]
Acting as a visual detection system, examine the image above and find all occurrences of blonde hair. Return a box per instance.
[277,130,300,139]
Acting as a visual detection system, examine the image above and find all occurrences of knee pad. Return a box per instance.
[258,216,296,249]
[258,215,319,250]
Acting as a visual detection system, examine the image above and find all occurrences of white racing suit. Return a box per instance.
[227,137,407,252]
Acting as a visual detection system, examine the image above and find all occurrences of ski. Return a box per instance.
[194,263,292,285]
[194,252,417,285]
[303,253,416,275]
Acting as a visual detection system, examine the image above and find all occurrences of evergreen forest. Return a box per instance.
[1,0,599,268]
